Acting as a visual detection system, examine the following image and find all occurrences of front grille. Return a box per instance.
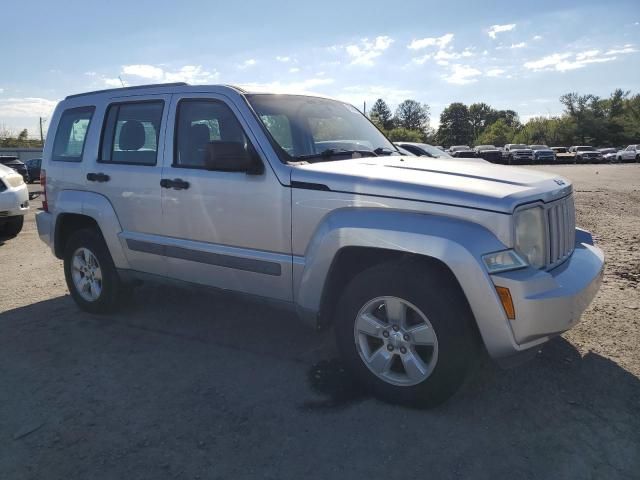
[546,195,576,268]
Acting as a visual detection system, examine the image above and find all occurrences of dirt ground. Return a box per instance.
[0,164,638,480]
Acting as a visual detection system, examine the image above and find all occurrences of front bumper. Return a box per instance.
[489,229,604,362]
[0,185,29,217]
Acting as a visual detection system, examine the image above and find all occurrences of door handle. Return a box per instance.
[160,178,190,190]
[87,172,110,182]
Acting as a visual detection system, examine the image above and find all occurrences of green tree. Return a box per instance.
[476,118,514,146]
[469,102,494,140]
[437,102,472,146]
[394,100,430,133]
[386,128,424,142]
[369,98,394,130]
[17,129,29,142]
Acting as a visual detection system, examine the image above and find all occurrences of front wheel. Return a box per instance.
[335,261,479,408]
[63,228,123,313]
[1,215,24,238]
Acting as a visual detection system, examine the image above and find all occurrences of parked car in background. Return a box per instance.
[25,158,42,182]
[474,145,502,163]
[393,145,416,156]
[569,146,603,164]
[0,156,30,183]
[0,163,29,238]
[395,142,452,158]
[35,83,604,407]
[598,148,618,163]
[617,145,639,162]
[448,145,476,158]
[551,147,574,164]
[504,144,534,165]
[529,145,556,163]
[434,145,445,151]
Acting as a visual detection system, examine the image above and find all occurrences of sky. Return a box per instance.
[1,0,639,137]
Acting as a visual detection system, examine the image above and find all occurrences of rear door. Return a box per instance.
[159,93,292,301]
[85,95,170,276]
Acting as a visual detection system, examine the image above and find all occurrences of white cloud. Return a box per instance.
[238,59,257,69]
[103,78,123,87]
[122,64,164,80]
[412,54,432,65]
[443,64,482,84]
[276,56,291,62]
[289,67,300,73]
[115,64,219,85]
[486,68,506,77]
[84,71,97,77]
[524,49,622,72]
[510,42,527,49]
[605,46,638,55]
[164,65,219,83]
[407,33,454,50]
[488,24,516,39]
[0,97,58,118]
[0,88,4,94]
[335,85,414,107]
[238,77,334,95]
[345,36,394,66]
[533,35,543,41]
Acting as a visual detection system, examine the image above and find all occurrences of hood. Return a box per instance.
[534,149,555,154]
[291,156,572,213]
[510,148,533,153]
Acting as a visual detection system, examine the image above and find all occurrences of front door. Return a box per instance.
[159,94,292,301]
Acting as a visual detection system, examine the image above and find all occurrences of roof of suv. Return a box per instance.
[64,82,337,101]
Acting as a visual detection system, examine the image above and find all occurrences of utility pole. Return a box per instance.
[39,117,44,145]
[363,101,366,115]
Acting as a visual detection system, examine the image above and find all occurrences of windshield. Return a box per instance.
[247,94,399,161]
[577,146,596,151]
[511,144,528,149]
[450,146,470,151]
[530,145,548,150]
[476,145,496,150]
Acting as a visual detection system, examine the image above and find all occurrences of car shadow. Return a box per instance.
[1,289,639,478]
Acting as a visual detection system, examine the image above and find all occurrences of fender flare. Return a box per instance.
[52,190,129,269]
[294,208,520,357]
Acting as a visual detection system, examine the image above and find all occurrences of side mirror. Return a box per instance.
[204,141,264,175]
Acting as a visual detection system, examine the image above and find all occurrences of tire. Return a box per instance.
[1,215,24,238]
[63,228,123,314]
[334,261,479,408]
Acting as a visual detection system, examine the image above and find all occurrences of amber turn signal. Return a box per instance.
[495,286,515,320]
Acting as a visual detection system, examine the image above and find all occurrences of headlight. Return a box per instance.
[514,206,546,268]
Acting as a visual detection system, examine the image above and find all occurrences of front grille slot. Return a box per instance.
[546,195,575,268]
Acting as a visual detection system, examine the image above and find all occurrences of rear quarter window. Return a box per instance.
[52,106,95,162]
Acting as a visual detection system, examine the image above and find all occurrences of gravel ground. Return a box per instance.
[0,164,638,480]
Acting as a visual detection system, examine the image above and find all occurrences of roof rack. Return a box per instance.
[65,82,189,99]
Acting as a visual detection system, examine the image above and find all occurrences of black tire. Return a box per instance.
[334,261,479,408]
[1,216,24,238]
[63,228,122,314]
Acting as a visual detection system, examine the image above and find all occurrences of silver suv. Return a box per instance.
[36,83,604,407]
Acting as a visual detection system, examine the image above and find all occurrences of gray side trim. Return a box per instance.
[126,239,282,276]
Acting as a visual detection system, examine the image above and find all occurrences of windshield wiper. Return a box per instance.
[294,148,379,162]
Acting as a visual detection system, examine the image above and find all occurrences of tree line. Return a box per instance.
[368,89,640,148]
[0,126,44,148]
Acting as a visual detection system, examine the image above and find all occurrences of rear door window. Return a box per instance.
[52,107,95,162]
[100,101,164,165]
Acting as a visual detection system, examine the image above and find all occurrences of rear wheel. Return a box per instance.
[335,261,479,408]
[0,215,24,238]
[63,228,123,313]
